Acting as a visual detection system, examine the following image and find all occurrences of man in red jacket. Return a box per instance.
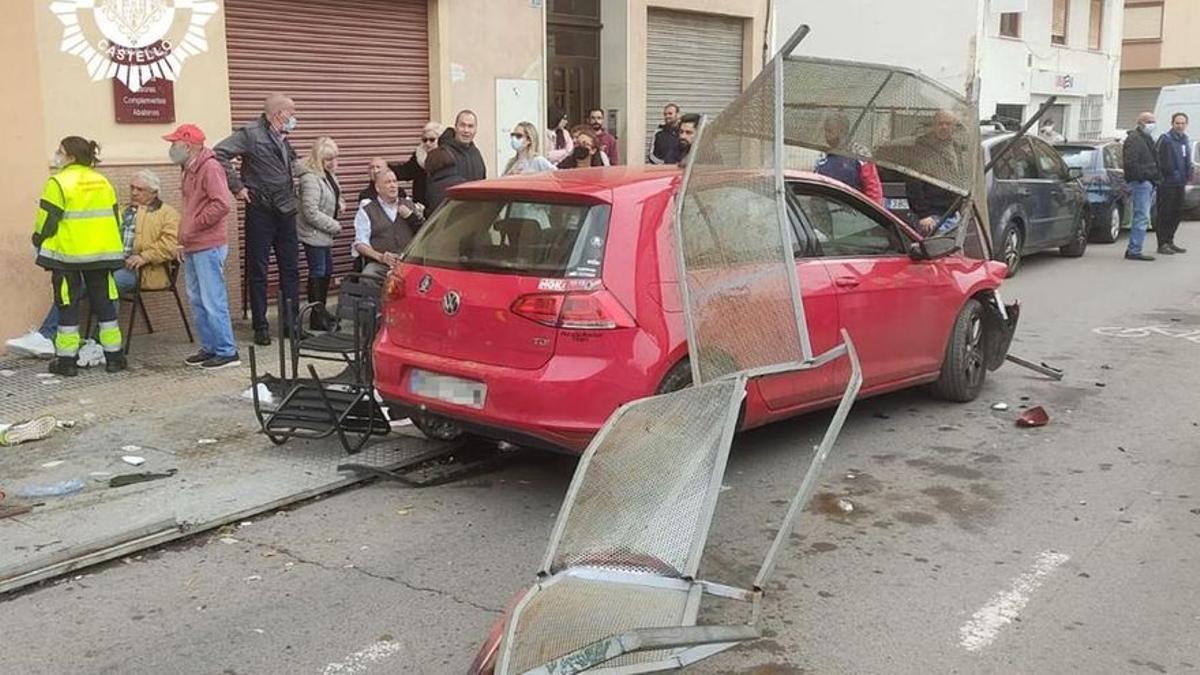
[164,124,239,369]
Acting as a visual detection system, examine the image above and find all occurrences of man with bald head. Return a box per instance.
[1122,111,1161,261]
[905,109,965,235]
[352,169,423,280]
[216,93,302,344]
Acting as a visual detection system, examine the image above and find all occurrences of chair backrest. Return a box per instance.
[335,275,381,323]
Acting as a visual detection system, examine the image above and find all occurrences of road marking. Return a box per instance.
[1093,325,1200,341]
[323,639,402,675]
[958,550,1070,652]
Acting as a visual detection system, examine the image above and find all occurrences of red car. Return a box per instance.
[374,166,1010,453]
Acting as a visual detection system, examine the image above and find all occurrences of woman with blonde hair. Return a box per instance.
[504,121,556,176]
[296,136,343,330]
[392,120,447,207]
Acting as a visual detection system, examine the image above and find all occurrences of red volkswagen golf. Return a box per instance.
[374,166,1011,453]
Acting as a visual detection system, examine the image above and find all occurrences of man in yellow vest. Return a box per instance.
[32,136,126,376]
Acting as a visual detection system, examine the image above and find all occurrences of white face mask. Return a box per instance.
[1144,122,1157,133]
[510,136,526,152]
[51,151,66,169]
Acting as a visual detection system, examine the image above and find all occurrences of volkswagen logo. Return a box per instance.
[417,274,433,294]
[442,290,461,316]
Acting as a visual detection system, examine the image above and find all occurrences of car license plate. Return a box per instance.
[409,369,487,409]
[886,198,910,210]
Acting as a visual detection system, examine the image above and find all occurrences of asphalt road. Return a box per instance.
[2,226,1199,675]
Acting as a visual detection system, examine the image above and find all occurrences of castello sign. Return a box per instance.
[50,0,220,92]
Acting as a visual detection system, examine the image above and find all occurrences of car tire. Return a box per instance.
[931,299,987,403]
[410,411,465,441]
[1091,202,1121,244]
[655,359,693,394]
[998,223,1023,278]
[1059,214,1088,257]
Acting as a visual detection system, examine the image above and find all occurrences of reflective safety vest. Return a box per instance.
[33,164,124,270]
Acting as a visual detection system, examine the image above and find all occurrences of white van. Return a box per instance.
[1153,84,1200,216]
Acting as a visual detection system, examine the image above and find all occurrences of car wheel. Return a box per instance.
[1090,203,1121,243]
[998,223,1023,278]
[655,359,693,394]
[1059,214,1088,257]
[411,411,465,441]
[931,299,987,403]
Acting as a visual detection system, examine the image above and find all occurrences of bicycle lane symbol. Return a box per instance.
[1092,325,1200,342]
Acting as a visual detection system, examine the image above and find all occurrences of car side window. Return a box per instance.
[992,139,1038,181]
[792,189,903,257]
[1103,144,1122,170]
[1032,140,1068,181]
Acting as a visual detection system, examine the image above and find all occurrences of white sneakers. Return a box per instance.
[5,331,55,359]
[0,415,58,446]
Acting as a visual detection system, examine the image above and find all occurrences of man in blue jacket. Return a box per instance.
[1155,112,1193,255]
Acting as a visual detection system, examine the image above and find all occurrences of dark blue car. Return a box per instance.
[1055,140,1129,244]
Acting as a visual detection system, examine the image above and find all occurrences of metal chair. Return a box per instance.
[288,273,382,384]
[84,262,194,354]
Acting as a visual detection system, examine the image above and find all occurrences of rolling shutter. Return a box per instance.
[224,0,430,299]
[645,9,744,160]
[1117,88,1159,130]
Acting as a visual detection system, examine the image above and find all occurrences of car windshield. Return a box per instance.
[403,199,611,278]
[1056,147,1096,169]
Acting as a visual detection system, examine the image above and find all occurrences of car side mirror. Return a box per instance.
[908,235,960,261]
[1067,166,1083,180]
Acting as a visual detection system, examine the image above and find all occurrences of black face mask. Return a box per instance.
[573,146,591,160]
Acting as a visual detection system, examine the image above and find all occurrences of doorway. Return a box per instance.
[547,0,601,127]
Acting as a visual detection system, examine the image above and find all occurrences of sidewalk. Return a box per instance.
[0,330,441,594]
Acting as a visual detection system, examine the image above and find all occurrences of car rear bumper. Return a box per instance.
[374,331,655,454]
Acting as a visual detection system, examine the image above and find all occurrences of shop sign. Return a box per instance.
[113,78,175,124]
[49,0,220,92]
[1032,70,1086,97]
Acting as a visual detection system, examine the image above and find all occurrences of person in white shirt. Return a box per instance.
[352,170,423,279]
[504,121,557,176]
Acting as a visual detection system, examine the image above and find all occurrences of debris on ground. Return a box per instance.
[0,369,15,377]
[76,341,104,368]
[836,497,855,513]
[15,478,85,498]
[56,420,76,429]
[197,438,218,445]
[244,575,262,582]
[121,456,146,466]
[0,415,58,447]
[1016,406,1051,428]
[121,444,142,453]
[40,460,66,469]
[219,536,240,545]
[241,383,276,405]
[0,503,35,520]
[992,402,1010,411]
[108,469,178,488]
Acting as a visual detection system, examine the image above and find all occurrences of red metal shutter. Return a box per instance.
[224,0,430,303]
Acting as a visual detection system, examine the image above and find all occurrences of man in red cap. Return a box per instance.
[164,123,239,369]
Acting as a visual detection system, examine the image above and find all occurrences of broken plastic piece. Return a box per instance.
[109,469,177,488]
[991,402,1010,411]
[121,456,146,466]
[836,497,855,513]
[121,444,142,453]
[15,478,85,498]
[197,438,218,445]
[1016,406,1050,428]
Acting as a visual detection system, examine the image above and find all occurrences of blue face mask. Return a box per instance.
[284,115,298,133]
[510,135,526,152]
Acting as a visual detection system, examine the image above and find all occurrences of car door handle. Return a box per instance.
[834,276,860,289]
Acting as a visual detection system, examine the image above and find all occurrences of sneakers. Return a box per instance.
[200,353,241,370]
[1157,244,1176,255]
[254,328,271,346]
[104,351,127,373]
[6,331,55,359]
[1125,251,1156,261]
[48,356,78,377]
[1170,243,1188,253]
[184,351,213,366]
[0,415,58,447]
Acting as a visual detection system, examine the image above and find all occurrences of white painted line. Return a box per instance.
[323,640,402,675]
[958,550,1070,652]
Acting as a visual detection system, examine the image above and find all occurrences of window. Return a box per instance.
[994,104,1026,129]
[1123,2,1164,41]
[1051,0,1069,45]
[1057,147,1097,170]
[1032,140,1069,181]
[1088,0,1104,49]
[991,139,1038,181]
[1078,94,1104,140]
[791,190,902,257]
[405,199,610,278]
[1000,12,1021,38]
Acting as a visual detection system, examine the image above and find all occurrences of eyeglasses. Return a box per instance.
[421,136,438,143]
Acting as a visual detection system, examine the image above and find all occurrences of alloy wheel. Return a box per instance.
[964,314,984,387]
[1109,207,1121,241]
[1004,229,1020,270]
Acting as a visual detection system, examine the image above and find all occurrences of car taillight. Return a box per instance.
[382,275,405,302]
[510,290,635,330]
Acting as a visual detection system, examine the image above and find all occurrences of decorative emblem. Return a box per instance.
[50,0,221,92]
[442,291,461,317]
[417,274,433,295]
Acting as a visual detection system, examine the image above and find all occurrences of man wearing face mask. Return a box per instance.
[215,93,301,345]
[166,123,239,369]
[1122,112,1162,261]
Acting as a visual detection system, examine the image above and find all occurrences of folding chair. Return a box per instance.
[123,262,194,354]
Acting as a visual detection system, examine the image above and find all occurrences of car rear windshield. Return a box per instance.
[1056,147,1096,169]
[403,199,611,278]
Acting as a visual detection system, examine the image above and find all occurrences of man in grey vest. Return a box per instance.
[352,169,424,279]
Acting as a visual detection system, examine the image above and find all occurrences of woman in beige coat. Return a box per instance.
[296,137,343,330]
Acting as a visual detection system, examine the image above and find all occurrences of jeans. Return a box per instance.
[38,267,136,339]
[1156,184,1185,246]
[1127,180,1155,255]
[245,203,300,330]
[184,245,238,358]
[303,244,333,279]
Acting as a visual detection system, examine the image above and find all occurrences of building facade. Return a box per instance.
[774,0,1124,140]
[1117,0,1200,127]
[2,0,766,351]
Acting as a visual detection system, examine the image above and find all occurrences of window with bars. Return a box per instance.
[1078,95,1104,140]
[1052,0,1069,45]
[1088,0,1104,50]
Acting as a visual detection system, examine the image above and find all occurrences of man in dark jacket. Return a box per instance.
[904,110,964,235]
[215,93,300,344]
[1122,112,1161,261]
[649,103,682,165]
[1155,112,1193,255]
[438,110,487,182]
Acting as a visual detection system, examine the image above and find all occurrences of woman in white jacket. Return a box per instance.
[296,136,343,330]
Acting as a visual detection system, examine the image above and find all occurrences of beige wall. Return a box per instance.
[1,1,51,346]
[1159,0,1200,69]
[429,0,545,177]
[621,0,768,166]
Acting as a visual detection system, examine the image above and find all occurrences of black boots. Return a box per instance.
[105,351,127,373]
[307,277,333,331]
[49,356,78,378]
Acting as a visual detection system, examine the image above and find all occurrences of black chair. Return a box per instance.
[84,262,194,354]
[288,273,382,385]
